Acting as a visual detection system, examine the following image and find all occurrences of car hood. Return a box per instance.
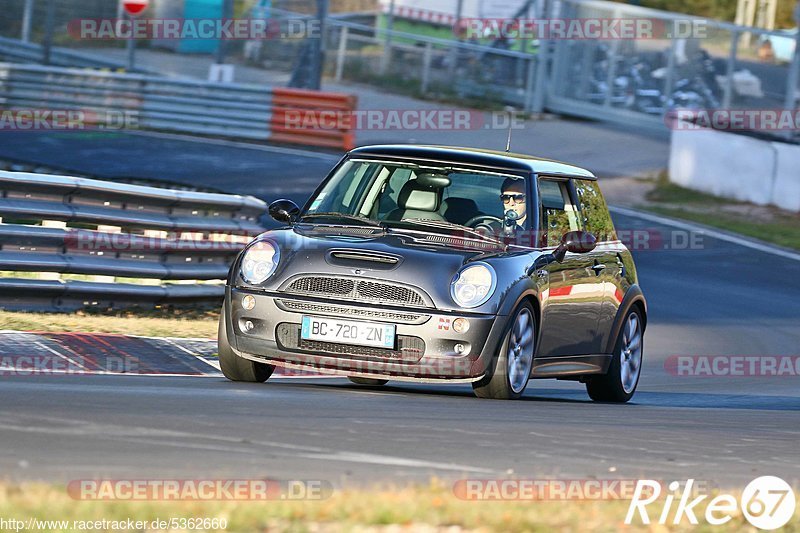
[244,224,530,313]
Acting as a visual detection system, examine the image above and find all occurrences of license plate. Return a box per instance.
[301,316,396,349]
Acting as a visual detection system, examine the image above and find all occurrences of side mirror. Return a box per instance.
[526,230,597,276]
[554,230,596,262]
[269,199,300,225]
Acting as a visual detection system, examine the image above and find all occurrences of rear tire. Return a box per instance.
[348,377,389,386]
[472,302,536,400]
[586,307,644,403]
[218,309,274,383]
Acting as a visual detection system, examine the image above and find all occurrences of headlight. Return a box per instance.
[451,263,496,308]
[240,240,280,284]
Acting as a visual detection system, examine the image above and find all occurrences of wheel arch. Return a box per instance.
[604,284,647,354]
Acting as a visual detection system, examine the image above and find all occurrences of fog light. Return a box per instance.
[242,294,256,310]
[452,318,470,333]
[454,343,466,354]
[244,320,255,332]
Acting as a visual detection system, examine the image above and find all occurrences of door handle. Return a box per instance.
[591,263,606,275]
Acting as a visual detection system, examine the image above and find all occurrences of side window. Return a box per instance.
[574,179,616,241]
[538,178,581,248]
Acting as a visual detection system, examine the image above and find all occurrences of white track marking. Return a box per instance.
[296,451,494,473]
[610,205,800,262]
[32,341,89,371]
[1,415,494,473]
[161,338,222,372]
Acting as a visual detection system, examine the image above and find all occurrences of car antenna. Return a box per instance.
[504,106,515,152]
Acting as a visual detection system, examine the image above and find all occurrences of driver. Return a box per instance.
[488,177,527,235]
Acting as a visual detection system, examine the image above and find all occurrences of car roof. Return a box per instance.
[347,144,596,179]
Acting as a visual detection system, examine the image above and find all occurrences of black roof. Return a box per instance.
[348,145,596,179]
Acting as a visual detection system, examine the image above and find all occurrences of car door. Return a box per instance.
[574,177,625,352]
[535,177,605,357]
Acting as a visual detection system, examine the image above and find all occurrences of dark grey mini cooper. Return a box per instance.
[219,145,646,401]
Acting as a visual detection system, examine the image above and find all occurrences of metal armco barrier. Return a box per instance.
[0,36,150,72]
[0,170,267,311]
[0,62,357,150]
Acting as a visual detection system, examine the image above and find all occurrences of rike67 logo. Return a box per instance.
[626,476,796,530]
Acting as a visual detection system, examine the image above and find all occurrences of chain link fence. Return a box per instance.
[1,0,797,137]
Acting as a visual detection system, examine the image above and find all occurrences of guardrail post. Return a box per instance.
[335,26,348,83]
[420,42,433,94]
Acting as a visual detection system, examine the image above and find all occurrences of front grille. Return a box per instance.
[276,323,425,363]
[276,299,428,324]
[284,275,427,307]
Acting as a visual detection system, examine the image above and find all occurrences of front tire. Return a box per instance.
[586,307,644,403]
[472,303,536,400]
[218,308,274,383]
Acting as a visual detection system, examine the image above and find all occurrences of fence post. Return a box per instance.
[524,56,536,112]
[42,0,55,65]
[783,0,800,139]
[335,26,348,83]
[663,38,677,108]
[380,0,395,74]
[531,0,551,113]
[126,12,137,72]
[421,42,433,94]
[21,0,34,43]
[722,29,739,109]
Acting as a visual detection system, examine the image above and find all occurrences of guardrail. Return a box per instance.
[0,62,357,151]
[0,170,267,311]
[0,36,150,72]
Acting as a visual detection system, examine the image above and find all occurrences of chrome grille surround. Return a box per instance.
[282,275,428,307]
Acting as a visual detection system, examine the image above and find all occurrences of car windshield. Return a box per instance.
[302,159,528,231]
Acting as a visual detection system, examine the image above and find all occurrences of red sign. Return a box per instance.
[122,0,149,16]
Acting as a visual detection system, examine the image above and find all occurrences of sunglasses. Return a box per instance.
[500,193,526,203]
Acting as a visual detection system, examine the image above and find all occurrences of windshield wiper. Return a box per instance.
[385,218,503,245]
[299,212,384,227]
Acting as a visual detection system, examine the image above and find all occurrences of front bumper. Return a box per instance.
[224,287,508,382]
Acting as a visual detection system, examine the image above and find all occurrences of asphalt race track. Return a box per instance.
[1,143,799,489]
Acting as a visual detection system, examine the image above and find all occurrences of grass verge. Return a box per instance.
[2,481,797,532]
[0,309,218,338]
[640,178,800,251]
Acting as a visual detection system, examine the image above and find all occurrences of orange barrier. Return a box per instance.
[270,87,357,151]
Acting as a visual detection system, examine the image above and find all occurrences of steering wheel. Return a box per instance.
[464,214,502,228]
